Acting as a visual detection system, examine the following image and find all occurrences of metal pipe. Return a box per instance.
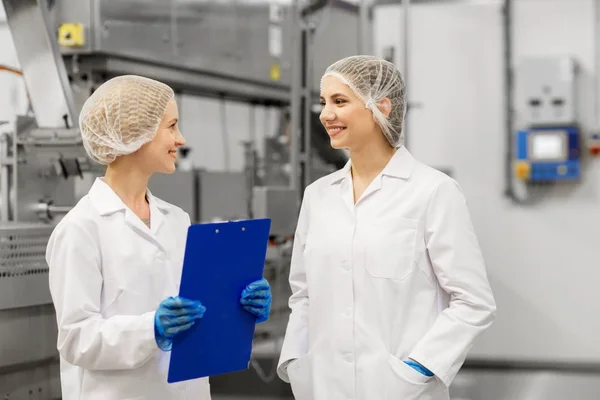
[249,104,257,146]
[402,0,411,149]
[242,141,256,219]
[219,97,231,171]
[359,0,372,54]
[595,0,600,129]
[503,0,515,199]
[170,0,179,58]
[32,201,73,222]
[303,24,314,189]
[11,121,17,221]
[289,0,302,193]
[0,130,9,222]
[47,204,73,215]
[17,138,82,147]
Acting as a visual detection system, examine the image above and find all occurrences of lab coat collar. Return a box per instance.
[146,190,172,213]
[89,178,125,216]
[328,160,352,186]
[381,146,415,179]
[328,145,415,186]
[89,178,172,216]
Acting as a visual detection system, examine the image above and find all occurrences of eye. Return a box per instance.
[335,99,346,105]
[319,101,325,107]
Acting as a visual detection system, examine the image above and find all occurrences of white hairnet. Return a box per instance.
[79,75,175,165]
[321,55,406,147]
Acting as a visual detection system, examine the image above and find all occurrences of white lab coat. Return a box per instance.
[46,178,211,400]
[277,147,496,400]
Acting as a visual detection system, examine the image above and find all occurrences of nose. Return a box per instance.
[175,128,186,147]
[320,106,336,124]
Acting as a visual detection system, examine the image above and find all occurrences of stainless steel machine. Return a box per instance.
[0,0,94,395]
[0,0,358,397]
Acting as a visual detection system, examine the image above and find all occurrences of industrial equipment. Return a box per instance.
[0,0,89,394]
[0,0,360,397]
[513,56,581,183]
[0,221,61,397]
[514,126,580,181]
[48,0,360,103]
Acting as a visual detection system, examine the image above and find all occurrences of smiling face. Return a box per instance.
[133,99,186,174]
[319,75,385,152]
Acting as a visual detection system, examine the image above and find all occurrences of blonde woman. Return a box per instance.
[47,75,271,400]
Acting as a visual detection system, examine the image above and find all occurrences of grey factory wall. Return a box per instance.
[374,0,600,365]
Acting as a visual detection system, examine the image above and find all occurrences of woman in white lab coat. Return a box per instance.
[277,56,497,400]
[46,75,272,400]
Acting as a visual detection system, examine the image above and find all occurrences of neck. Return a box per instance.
[103,157,151,209]
[349,140,396,182]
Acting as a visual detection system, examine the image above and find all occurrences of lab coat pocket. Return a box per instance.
[367,218,418,280]
[386,355,436,400]
[287,354,313,400]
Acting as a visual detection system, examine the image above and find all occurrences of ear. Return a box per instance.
[377,98,392,118]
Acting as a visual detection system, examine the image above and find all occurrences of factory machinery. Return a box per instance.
[0,0,361,397]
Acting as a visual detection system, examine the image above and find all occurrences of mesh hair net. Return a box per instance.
[321,55,406,147]
[79,75,175,165]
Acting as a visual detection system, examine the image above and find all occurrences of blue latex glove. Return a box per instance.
[239,278,272,323]
[404,360,434,377]
[154,296,206,351]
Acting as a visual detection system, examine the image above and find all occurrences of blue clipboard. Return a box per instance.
[167,218,272,383]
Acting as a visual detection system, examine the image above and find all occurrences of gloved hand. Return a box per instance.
[154,296,206,351]
[239,278,272,323]
[404,360,434,377]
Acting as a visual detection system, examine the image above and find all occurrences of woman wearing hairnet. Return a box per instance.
[277,56,496,400]
[46,75,272,400]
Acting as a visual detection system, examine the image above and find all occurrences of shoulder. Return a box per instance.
[409,162,468,213]
[46,196,100,258]
[302,168,345,200]
[411,160,462,197]
[51,195,99,237]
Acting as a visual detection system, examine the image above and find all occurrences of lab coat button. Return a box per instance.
[344,353,353,362]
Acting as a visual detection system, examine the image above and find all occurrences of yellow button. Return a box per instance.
[270,64,281,81]
[514,161,531,180]
[58,23,85,47]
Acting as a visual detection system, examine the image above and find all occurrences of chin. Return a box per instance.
[156,161,177,174]
[329,137,347,150]
[164,165,177,174]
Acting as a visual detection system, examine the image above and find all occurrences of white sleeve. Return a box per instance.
[408,178,496,387]
[277,188,311,382]
[47,219,157,371]
[183,210,192,227]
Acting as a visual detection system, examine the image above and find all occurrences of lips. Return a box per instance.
[327,126,346,137]
[168,150,177,158]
